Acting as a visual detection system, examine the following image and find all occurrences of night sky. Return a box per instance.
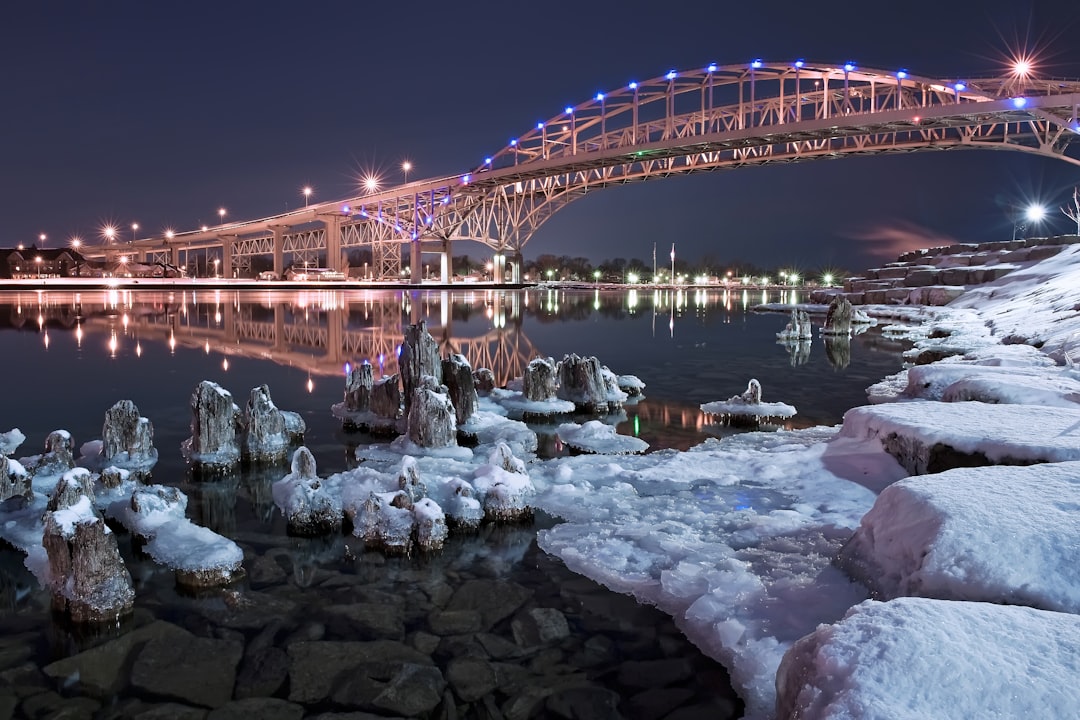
[3,1,1079,272]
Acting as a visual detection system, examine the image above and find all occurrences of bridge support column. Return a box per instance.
[492,253,506,284]
[221,236,233,278]
[324,216,341,271]
[410,240,422,285]
[271,226,285,278]
[511,251,523,284]
[440,238,452,283]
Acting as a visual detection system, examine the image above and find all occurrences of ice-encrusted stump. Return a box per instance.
[600,366,629,407]
[42,495,134,624]
[124,485,245,589]
[823,335,851,370]
[442,353,478,425]
[0,428,26,456]
[556,420,649,455]
[775,598,1080,720]
[272,447,343,536]
[371,374,402,420]
[615,372,646,397]
[821,295,854,336]
[407,376,457,449]
[471,442,535,522]
[183,380,241,471]
[397,455,427,503]
[241,384,303,463]
[840,401,1080,474]
[700,378,797,426]
[47,468,95,512]
[557,354,611,413]
[777,309,813,341]
[413,497,448,551]
[93,400,158,476]
[443,479,484,530]
[524,357,558,401]
[344,362,374,413]
[30,430,76,479]
[837,462,1080,613]
[401,321,442,413]
[1,454,32,503]
[351,491,416,554]
[473,368,496,395]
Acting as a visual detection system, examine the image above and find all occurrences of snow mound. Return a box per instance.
[555,420,649,455]
[776,597,1080,720]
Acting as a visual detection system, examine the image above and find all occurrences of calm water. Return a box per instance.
[0,287,907,718]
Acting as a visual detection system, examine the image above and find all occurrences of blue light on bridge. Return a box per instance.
[537,122,544,130]
[666,70,677,80]
[596,92,605,101]
[484,157,492,165]
[462,174,471,184]
[794,60,804,68]
[707,63,718,73]
[751,59,762,69]
[628,82,638,90]
[510,138,517,146]
[564,106,574,114]
[360,210,368,217]
[411,232,418,240]
[1012,96,1028,108]
[896,70,908,79]
[341,204,350,214]
[1073,124,1080,133]
[395,225,402,231]
[955,82,966,91]
[844,62,856,72]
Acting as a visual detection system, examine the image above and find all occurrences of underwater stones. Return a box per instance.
[473,368,496,395]
[42,495,134,624]
[401,321,442,413]
[557,354,612,413]
[407,377,457,449]
[442,353,478,425]
[777,309,813,341]
[184,380,241,470]
[241,384,303,463]
[343,362,374,412]
[822,295,855,336]
[272,447,343,537]
[524,357,558,401]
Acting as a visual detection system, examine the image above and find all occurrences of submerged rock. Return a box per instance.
[407,377,457,449]
[401,321,442,413]
[442,353,478,425]
[42,495,134,624]
[184,381,241,470]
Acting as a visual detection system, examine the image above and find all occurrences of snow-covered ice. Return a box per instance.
[555,420,649,454]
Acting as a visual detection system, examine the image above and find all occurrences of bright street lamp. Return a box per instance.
[1013,203,1047,240]
[402,161,412,184]
[303,186,312,206]
[218,208,227,225]
[213,258,220,277]
[132,223,139,242]
[104,226,117,243]
[363,175,380,194]
[35,256,43,277]
[39,233,46,247]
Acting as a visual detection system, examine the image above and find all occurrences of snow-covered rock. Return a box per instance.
[272,447,343,536]
[557,353,612,413]
[556,420,649,455]
[776,597,1080,720]
[473,367,496,395]
[821,295,854,336]
[471,442,535,522]
[523,357,558,401]
[838,462,1080,613]
[182,380,241,471]
[240,384,303,463]
[407,376,457,449]
[0,428,25,456]
[350,490,416,554]
[401,321,442,413]
[700,379,797,424]
[442,353,478,425]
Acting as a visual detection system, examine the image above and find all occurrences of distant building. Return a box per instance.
[0,245,90,279]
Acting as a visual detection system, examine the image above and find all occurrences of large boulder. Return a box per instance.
[0,455,32,502]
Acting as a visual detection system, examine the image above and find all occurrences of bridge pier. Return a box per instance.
[440,238,452,283]
[221,235,234,278]
[492,253,506,284]
[324,216,341,272]
[271,225,286,278]
[410,240,422,285]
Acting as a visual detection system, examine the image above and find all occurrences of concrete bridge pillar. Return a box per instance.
[492,253,506,284]
[271,225,286,278]
[511,251,523,284]
[410,240,422,285]
[324,216,341,271]
[221,236,233,278]
[441,238,452,283]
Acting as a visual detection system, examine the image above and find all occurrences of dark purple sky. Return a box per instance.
[3,1,1078,271]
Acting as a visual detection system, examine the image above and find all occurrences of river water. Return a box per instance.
[0,287,908,718]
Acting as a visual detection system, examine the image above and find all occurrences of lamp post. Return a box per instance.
[132,223,139,243]
[218,208,227,225]
[39,233,46,248]
[1013,203,1047,240]
[402,161,412,184]
[303,187,312,207]
[35,256,42,278]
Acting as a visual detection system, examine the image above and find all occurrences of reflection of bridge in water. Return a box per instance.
[16,290,540,386]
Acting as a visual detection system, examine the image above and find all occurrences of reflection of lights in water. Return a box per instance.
[222,358,229,371]
[669,312,674,338]
[633,415,640,436]
[307,377,314,393]
[343,362,352,376]
[75,323,83,347]
[204,340,210,354]
[122,313,129,330]
[109,333,118,357]
[628,289,638,310]
[135,341,142,357]
[169,332,176,353]
[761,291,768,305]
[37,314,44,329]
[215,311,222,324]
[43,331,49,350]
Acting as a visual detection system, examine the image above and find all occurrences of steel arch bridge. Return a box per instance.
[88,61,1080,283]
